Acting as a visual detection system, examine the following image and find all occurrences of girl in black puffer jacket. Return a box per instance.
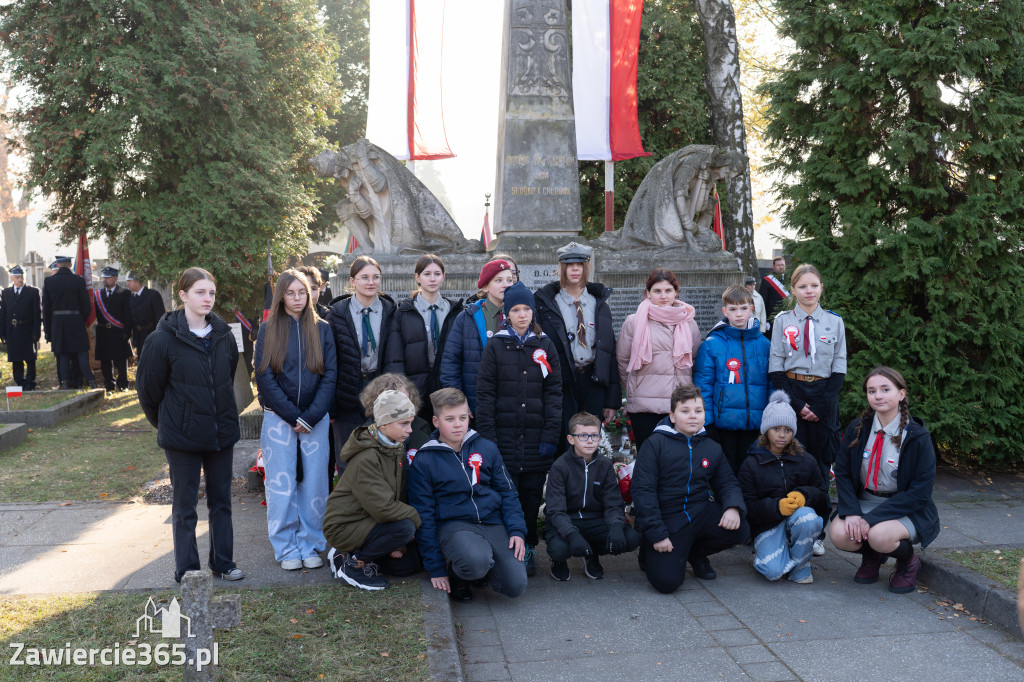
[476,282,562,575]
[136,267,242,583]
[383,255,463,420]
[255,269,337,572]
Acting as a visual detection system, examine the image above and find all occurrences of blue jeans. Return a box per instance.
[753,507,823,581]
[262,411,330,562]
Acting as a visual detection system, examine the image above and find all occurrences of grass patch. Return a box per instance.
[0,392,165,502]
[943,547,1024,591]
[0,390,90,411]
[0,581,428,681]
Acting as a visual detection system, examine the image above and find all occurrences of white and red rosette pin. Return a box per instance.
[783,324,799,351]
[726,358,741,384]
[532,348,552,378]
[468,452,483,485]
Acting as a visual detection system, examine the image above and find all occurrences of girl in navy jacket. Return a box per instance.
[829,367,939,593]
[256,269,338,571]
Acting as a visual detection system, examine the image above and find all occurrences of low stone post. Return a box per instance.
[180,569,241,681]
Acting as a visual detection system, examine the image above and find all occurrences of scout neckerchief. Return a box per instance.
[93,289,125,328]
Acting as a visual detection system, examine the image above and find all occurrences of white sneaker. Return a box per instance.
[812,539,826,556]
[303,555,324,569]
[281,558,303,571]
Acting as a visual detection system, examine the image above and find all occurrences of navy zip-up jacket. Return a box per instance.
[835,414,940,548]
[254,316,337,431]
[406,429,527,578]
[630,419,746,544]
[438,300,491,413]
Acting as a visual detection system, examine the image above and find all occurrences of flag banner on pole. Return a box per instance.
[344,233,359,254]
[74,234,96,326]
[367,0,453,161]
[712,187,726,250]
[573,0,649,162]
[6,386,22,397]
[479,211,492,249]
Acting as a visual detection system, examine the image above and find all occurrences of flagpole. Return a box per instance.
[604,161,615,232]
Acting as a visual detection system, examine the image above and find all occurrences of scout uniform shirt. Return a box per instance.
[768,304,847,377]
[349,295,383,373]
[555,288,596,368]
[413,293,450,365]
[479,299,504,336]
[860,413,903,494]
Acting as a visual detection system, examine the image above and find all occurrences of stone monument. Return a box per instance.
[310,140,482,256]
[491,0,581,250]
[180,569,241,682]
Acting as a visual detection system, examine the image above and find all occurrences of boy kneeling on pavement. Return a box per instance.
[322,390,422,591]
[545,411,640,581]
[407,388,528,601]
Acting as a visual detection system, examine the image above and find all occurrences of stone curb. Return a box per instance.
[0,389,104,428]
[920,549,1022,640]
[0,422,28,451]
[420,577,464,682]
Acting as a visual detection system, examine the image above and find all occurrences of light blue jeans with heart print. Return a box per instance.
[262,410,330,562]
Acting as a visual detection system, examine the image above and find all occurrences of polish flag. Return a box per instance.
[6,386,22,397]
[366,0,453,160]
[572,0,650,161]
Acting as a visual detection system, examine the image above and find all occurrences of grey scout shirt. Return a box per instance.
[413,293,450,366]
[859,412,902,493]
[555,288,596,367]
[349,295,383,372]
[768,304,847,377]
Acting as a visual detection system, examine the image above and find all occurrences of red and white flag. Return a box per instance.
[74,234,96,327]
[572,0,649,161]
[6,386,22,398]
[366,0,453,160]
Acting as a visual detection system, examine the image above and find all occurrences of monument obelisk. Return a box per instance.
[492,0,582,251]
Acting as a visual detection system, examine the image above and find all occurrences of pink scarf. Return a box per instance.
[627,298,696,372]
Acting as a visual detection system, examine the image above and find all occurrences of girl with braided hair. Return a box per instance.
[829,367,940,593]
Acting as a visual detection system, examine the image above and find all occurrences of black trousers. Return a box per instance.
[561,368,611,436]
[11,357,36,389]
[508,470,547,547]
[357,519,420,575]
[101,358,129,390]
[59,351,94,388]
[545,516,641,561]
[789,380,841,484]
[715,428,761,476]
[165,446,236,582]
[630,412,668,451]
[641,501,750,594]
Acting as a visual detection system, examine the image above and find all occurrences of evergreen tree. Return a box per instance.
[761,0,1024,465]
[578,0,713,238]
[0,0,339,311]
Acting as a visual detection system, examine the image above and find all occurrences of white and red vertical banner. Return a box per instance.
[74,234,96,326]
[366,0,453,161]
[572,0,649,162]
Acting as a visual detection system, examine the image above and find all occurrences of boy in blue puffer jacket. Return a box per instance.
[694,284,771,475]
[407,388,528,602]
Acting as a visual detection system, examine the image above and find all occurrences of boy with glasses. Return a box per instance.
[544,412,640,581]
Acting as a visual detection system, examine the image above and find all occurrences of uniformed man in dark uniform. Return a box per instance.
[125,272,165,359]
[317,267,333,308]
[0,265,42,389]
[94,266,133,391]
[42,256,96,389]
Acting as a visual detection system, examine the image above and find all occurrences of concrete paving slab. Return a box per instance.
[463,661,511,681]
[770,631,1024,680]
[726,644,777,664]
[0,509,50,545]
[739,661,798,681]
[509,648,748,681]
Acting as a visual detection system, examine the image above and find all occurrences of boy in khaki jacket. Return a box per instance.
[323,390,421,590]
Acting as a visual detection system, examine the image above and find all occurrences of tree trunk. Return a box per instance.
[694,0,756,274]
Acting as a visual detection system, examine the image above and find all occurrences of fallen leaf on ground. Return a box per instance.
[380,652,389,657]
[798,620,807,623]
[292,634,303,639]
[290,618,298,624]
[98,493,108,497]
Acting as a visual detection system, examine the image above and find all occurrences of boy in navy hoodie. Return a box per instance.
[631,384,750,594]
[407,388,528,602]
[693,284,772,475]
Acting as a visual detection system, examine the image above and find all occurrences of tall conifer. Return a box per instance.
[761,0,1024,464]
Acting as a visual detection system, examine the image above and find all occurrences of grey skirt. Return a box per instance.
[860,491,919,543]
